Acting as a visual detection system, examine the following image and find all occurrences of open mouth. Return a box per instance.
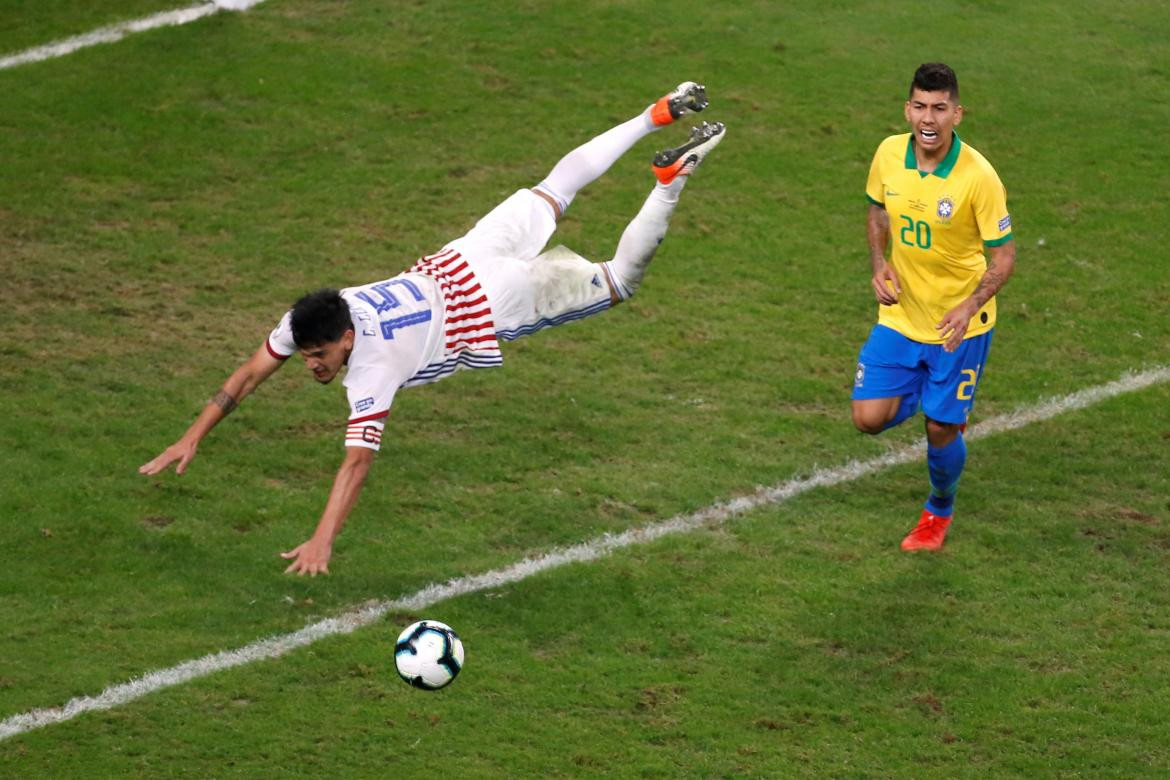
[920,128,939,142]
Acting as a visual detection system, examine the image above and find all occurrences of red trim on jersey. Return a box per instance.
[446,294,488,313]
[445,307,492,325]
[345,420,384,448]
[266,339,292,360]
[348,410,390,424]
[447,333,499,349]
[446,321,496,337]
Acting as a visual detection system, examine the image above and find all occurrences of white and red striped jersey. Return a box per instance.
[266,250,501,451]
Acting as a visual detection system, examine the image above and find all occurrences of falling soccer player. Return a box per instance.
[141,82,726,575]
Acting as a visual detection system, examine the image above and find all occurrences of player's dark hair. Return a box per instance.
[290,289,353,348]
[910,62,959,101]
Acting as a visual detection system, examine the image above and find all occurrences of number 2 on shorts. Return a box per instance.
[956,366,981,401]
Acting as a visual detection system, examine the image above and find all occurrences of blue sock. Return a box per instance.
[882,392,920,431]
[925,434,966,516]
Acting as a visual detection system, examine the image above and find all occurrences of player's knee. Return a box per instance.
[531,186,565,221]
[851,406,886,435]
[924,418,961,446]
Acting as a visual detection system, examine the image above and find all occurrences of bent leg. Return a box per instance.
[851,325,925,434]
[494,246,614,341]
[474,85,715,339]
[493,171,699,340]
[852,395,917,434]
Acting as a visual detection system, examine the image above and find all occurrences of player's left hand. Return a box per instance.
[936,301,978,352]
[281,537,332,576]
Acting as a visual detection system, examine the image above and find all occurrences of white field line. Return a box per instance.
[1,365,1167,741]
[0,1,266,71]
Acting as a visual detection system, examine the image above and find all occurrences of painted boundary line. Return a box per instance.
[0,1,266,71]
[1,365,1167,740]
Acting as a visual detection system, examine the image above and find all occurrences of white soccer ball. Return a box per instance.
[394,620,465,690]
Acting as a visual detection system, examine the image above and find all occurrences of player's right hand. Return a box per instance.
[139,440,198,476]
[871,261,901,305]
[281,537,332,577]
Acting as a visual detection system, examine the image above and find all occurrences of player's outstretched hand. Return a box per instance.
[936,300,978,352]
[139,440,198,476]
[282,537,332,577]
[871,261,901,305]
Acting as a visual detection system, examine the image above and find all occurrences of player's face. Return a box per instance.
[299,330,354,384]
[904,88,963,156]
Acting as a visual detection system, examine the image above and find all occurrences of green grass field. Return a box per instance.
[1,1,1169,777]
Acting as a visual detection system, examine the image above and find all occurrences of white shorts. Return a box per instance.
[443,189,613,340]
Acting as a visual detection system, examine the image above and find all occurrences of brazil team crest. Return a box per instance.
[937,197,955,219]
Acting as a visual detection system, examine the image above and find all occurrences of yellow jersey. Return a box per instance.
[865,132,1012,343]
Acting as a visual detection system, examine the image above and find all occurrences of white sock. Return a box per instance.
[536,110,658,215]
[602,178,686,299]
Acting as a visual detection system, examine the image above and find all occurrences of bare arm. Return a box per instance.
[139,343,285,475]
[936,239,1017,351]
[867,204,900,305]
[968,240,1017,310]
[280,445,376,576]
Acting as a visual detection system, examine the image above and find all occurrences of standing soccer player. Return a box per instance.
[851,63,1016,551]
[141,82,725,575]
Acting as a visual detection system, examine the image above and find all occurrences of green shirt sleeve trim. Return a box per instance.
[984,233,1013,248]
[865,194,884,207]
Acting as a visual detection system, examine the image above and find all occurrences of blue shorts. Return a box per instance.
[851,324,993,425]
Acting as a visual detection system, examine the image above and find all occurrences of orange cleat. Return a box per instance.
[901,510,952,551]
[649,81,708,126]
[652,121,726,184]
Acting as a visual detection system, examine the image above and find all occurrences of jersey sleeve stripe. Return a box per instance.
[266,339,292,360]
[345,419,384,450]
[984,233,1013,247]
[348,410,390,424]
[865,194,884,207]
[345,430,382,442]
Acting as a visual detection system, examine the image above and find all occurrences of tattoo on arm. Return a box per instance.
[971,256,1007,308]
[212,390,238,415]
[867,206,891,267]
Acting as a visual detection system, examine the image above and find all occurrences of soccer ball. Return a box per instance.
[394,620,465,690]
